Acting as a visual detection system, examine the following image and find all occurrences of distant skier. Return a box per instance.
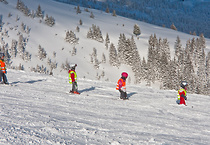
[116,72,128,100]
[68,64,80,94]
[177,81,188,106]
[0,53,8,84]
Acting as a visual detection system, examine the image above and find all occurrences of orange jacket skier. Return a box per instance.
[116,72,128,100]
[0,53,8,84]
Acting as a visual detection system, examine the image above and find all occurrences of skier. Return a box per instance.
[68,64,80,94]
[0,53,8,84]
[177,81,188,106]
[116,72,128,100]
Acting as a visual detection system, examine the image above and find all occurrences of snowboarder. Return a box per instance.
[68,64,80,94]
[116,72,128,100]
[0,53,8,84]
[177,81,188,106]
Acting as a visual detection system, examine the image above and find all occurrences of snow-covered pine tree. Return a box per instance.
[141,57,147,80]
[90,12,94,18]
[72,46,76,56]
[21,22,25,32]
[26,51,31,61]
[196,48,206,94]
[105,7,110,13]
[79,19,82,25]
[146,34,157,85]
[109,43,119,67]
[160,51,170,89]
[0,15,3,32]
[174,36,182,59]
[102,53,106,63]
[38,45,47,60]
[112,10,117,16]
[65,30,79,44]
[17,35,25,57]
[167,57,179,90]
[190,38,197,67]
[45,14,55,27]
[10,39,17,57]
[206,52,210,94]
[133,24,141,36]
[170,23,177,31]
[36,5,43,18]
[76,26,80,32]
[117,33,126,64]
[76,5,81,14]
[130,36,141,83]
[87,24,103,43]
[105,33,110,44]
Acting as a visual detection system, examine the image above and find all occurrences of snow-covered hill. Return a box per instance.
[1,0,209,85]
[1,69,210,144]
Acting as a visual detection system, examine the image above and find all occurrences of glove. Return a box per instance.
[120,88,126,92]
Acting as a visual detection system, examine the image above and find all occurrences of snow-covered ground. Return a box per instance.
[0,69,210,144]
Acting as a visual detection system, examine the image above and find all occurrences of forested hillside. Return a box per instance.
[54,0,210,38]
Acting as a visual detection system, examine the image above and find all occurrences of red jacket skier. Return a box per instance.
[68,64,80,94]
[177,81,188,106]
[0,53,8,84]
[116,72,128,100]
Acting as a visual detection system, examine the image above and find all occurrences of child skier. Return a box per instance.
[116,72,128,100]
[177,81,188,106]
[68,64,80,94]
[0,53,8,84]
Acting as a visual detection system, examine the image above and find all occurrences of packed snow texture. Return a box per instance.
[0,69,210,144]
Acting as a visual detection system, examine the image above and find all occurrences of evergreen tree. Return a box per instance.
[72,46,76,56]
[105,33,110,44]
[105,7,110,13]
[87,24,103,43]
[109,43,119,67]
[79,19,82,25]
[10,39,17,57]
[17,35,25,57]
[133,24,141,36]
[76,5,81,14]
[36,5,43,18]
[206,52,210,94]
[117,33,126,63]
[90,12,94,18]
[174,36,182,59]
[65,30,79,44]
[170,23,177,31]
[112,10,117,16]
[141,57,147,80]
[38,45,47,60]
[102,53,106,63]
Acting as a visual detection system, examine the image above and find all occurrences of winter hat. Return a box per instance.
[181,81,188,89]
[121,72,128,78]
[0,53,5,58]
[70,64,77,70]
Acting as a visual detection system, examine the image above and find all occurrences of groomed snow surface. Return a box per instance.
[0,69,209,144]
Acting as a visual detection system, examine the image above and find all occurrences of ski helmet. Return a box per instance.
[181,81,188,88]
[70,64,77,69]
[0,53,5,58]
[121,72,128,78]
